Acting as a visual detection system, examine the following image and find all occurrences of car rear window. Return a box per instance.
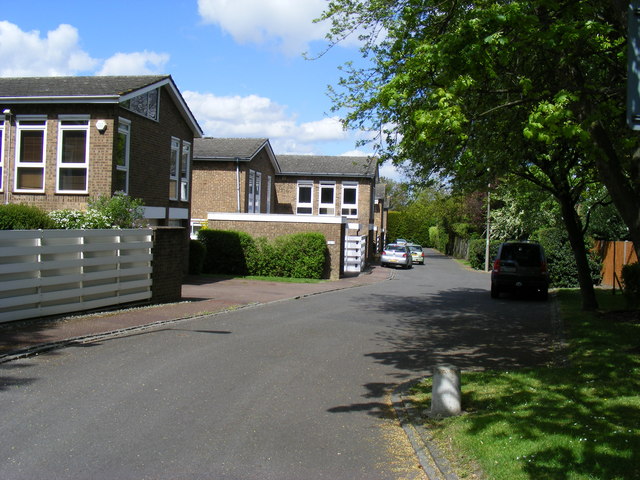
[501,244,542,267]
[385,245,406,252]
[409,246,422,252]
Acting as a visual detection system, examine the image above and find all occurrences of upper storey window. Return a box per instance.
[15,116,47,192]
[121,88,159,121]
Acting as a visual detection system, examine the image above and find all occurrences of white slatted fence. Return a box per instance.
[0,229,153,323]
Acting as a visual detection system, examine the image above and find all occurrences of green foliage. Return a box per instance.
[50,192,146,229]
[0,204,56,230]
[197,230,328,280]
[198,229,253,275]
[468,239,500,270]
[188,239,207,275]
[429,226,449,253]
[533,228,602,288]
[621,263,640,309]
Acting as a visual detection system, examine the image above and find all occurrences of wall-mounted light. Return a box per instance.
[95,120,107,132]
[3,108,12,118]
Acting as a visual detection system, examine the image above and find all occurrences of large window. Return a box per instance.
[115,118,130,193]
[342,182,358,217]
[247,170,262,213]
[56,116,89,193]
[180,141,191,201]
[15,116,47,192]
[296,181,313,215]
[121,88,159,121]
[169,138,180,200]
[319,181,336,215]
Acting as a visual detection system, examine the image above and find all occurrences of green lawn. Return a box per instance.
[409,289,640,479]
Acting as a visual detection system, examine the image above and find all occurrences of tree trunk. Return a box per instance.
[557,193,599,311]
[590,123,640,260]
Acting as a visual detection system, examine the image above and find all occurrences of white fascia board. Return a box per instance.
[207,212,346,224]
[1,95,119,104]
[142,206,167,219]
[169,207,189,220]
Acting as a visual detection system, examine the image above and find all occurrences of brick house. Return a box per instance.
[191,139,380,277]
[191,137,279,236]
[0,75,203,227]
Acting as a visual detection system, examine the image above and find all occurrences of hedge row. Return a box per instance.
[194,229,328,280]
[0,204,56,230]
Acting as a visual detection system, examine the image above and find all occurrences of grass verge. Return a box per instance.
[408,289,640,479]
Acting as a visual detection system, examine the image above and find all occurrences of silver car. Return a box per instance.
[380,244,412,269]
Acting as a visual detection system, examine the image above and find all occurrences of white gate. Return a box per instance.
[0,229,153,323]
[344,235,366,273]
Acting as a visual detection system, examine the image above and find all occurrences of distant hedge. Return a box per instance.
[621,262,640,309]
[197,229,328,279]
[0,204,55,230]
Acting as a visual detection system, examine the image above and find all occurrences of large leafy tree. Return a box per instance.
[320,0,637,309]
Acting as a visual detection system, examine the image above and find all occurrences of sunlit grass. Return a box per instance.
[409,289,640,479]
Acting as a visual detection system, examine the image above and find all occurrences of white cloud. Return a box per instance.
[97,51,170,76]
[0,21,97,76]
[184,90,348,145]
[197,0,329,55]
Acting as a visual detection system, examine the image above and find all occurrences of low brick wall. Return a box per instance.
[151,227,188,303]
[207,214,346,280]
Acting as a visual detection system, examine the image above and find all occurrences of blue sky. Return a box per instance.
[1,0,404,180]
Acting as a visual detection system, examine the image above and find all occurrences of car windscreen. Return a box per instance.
[501,244,541,267]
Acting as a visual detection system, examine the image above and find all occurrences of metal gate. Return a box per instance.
[344,235,366,273]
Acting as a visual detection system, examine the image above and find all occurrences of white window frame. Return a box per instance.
[266,175,272,214]
[296,180,314,215]
[14,115,47,193]
[341,182,359,218]
[248,169,255,213]
[180,141,191,202]
[169,137,180,201]
[254,171,262,213]
[319,181,336,215]
[115,118,131,194]
[56,115,90,194]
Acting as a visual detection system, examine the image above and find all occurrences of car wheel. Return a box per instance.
[490,283,500,299]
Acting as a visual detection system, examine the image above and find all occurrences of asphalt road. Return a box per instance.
[0,249,554,479]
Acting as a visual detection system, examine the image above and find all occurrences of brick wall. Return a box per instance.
[151,227,188,303]
[207,215,346,280]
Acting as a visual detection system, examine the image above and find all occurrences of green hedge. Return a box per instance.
[468,239,500,270]
[188,239,207,275]
[429,226,449,253]
[196,229,328,279]
[533,228,602,288]
[0,204,55,230]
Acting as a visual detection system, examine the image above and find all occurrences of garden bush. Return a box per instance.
[621,262,640,309]
[198,229,254,275]
[196,229,328,279]
[188,239,207,275]
[533,228,602,288]
[468,239,500,270]
[429,226,449,253]
[0,204,56,230]
[49,193,146,229]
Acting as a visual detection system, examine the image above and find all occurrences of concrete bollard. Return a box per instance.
[430,364,461,417]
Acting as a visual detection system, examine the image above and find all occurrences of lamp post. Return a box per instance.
[485,188,491,272]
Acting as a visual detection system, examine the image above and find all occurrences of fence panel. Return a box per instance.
[595,240,638,288]
[0,229,153,323]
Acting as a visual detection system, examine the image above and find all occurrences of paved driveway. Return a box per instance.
[0,249,554,479]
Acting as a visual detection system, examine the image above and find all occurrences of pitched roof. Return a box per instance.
[0,75,203,137]
[193,137,270,160]
[0,75,169,98]
[277,155,378,178]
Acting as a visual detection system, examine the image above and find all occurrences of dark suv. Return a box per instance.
[491,242,549,300]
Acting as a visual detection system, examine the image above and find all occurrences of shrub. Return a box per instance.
[533,228,602,288]
[198,229,254,275]
[0,204,56,230]
[270,233,327,279]
[50,193,146,229]
[468,239,500,270]
[621,262,640,309]
[188,239,207,275]
[429,226,449,253]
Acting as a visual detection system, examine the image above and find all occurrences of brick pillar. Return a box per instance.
[151,227,187,303]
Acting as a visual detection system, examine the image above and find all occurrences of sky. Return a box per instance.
[0,0,405,180]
